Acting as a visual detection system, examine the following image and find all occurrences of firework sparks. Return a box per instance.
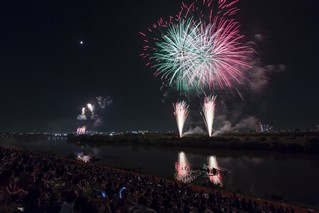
[141,0,252,92]
[77,107,87,120]
[87,103,96,120]
[202,95,217,137]
[76,97,112,133]
[152,19,251,91]
[173,101,189,138]
[76,126,86,135]
[87,103,94,113]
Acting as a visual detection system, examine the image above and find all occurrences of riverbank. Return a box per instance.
[67,131,319,155]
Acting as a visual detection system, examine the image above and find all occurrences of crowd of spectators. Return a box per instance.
[0,146,300,213]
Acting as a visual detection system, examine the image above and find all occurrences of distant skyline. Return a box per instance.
[0,0,318,132]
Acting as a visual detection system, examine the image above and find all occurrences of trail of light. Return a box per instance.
[173,101,189,138]
[208,156,222,185]
[175,152,190,180]
[82,107,86,115]
[202,95,217,137]
[87,103,94,113]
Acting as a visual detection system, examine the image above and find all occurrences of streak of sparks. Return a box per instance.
[173,101,189,138]
[202,95,217,137]
[141,0,253,92]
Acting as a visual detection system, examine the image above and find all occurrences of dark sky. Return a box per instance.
[0,0,318,132]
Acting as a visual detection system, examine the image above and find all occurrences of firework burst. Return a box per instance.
[173,101,190,138]
[141,0,252,92]
[202,95,217,137]
[76,96,112,133]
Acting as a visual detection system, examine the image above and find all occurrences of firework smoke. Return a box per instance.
[183,126,205,136]
[96,96,113,109]
[173,101,190,138]
[202,95,217,137]
[213,115,258,136]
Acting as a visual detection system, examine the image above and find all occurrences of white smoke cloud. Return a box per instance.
[93,118,103,128]
[250,64,286,92]
[213,116,258,136]
[233,116,258,130]
[183,126,205,136]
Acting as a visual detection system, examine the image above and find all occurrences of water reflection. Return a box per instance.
[175,152,226,185]
[207,156,223,185]
[175,152,190,181]
[76,152,91,163]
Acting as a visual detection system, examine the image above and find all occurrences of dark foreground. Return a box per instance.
[0,146,317,213]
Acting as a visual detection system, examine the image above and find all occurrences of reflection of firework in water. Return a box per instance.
[175,152,209,183]
[76,152,91,163]
[208,156,222,185]
[76,126,86,135]
[175,152,190,180]
[202,96,217,137]
[173,101,189,138]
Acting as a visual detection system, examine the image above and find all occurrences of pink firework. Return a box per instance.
[140,0,253,91]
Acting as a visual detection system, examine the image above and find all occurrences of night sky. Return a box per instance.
[0,0,318,132]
